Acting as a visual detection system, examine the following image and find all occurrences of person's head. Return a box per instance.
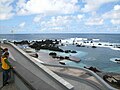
[3,48,8,52]
[3,52,9,58]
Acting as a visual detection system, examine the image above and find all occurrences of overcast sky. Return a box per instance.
[0,0,120,34]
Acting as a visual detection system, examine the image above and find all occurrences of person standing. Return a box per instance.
[1,52,12,86]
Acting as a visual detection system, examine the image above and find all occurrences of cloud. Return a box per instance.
[0,13,14,20]
[38,26,64,33]
[38,14,84,32]
[114,4,120,10]
[16,0,80,15]
[103,4,120,25]
[40,16,71,29]
[111,19,120,25]
[19,22,26,28]
[85,17,104,25]
[103,5,120,19]
[41,15,84,27]
[81,0,118,12]
[77,14,84,19]
[0,0,14,20]
[50,27,63,31]
[33,14,46,22]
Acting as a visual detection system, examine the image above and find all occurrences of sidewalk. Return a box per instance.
[0,72,18,90]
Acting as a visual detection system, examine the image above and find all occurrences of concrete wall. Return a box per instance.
[14,73,31,90]
[43,63,118,90]
[8,43,74,90]
[5,43,118,90]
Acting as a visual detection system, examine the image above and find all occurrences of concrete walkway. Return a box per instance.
[0,71,18,90]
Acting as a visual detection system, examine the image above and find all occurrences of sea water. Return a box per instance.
[0,33,120,43]
[0,33,120,73]
[60,45,120,73]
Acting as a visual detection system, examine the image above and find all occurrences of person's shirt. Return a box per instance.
[1,57,12,70]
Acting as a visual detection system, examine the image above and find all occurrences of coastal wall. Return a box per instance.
[14,73,31,90]
[42,63,118,90]
[4,42,118,90]
[5,43,74,90]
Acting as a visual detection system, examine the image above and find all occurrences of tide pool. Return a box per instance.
[60,45,120,73]
[39,49,87,58]
[39,45,120,73]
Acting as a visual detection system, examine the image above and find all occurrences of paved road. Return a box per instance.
[2,44,102,90]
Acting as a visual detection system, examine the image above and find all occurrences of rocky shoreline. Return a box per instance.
[97,72,120,89]
[13,40,120,89]
[15,39,80,63]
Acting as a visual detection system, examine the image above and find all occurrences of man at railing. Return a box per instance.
[1,52,13,87]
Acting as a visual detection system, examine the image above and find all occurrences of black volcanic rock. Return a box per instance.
[29,39,64,52]
[98,43,102,45]
[14,40,30,45]
[49,52,57,56]
[71,50,77,53]
[65,56,70,59]
[65,50,71,53]
[92,46,97,48]
[64,50,77,53]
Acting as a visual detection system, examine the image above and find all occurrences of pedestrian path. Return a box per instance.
[0,72,18,90]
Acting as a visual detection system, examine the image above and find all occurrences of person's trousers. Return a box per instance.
[3,69,10,86]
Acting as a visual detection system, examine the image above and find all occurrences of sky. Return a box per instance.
[0,0,120,34]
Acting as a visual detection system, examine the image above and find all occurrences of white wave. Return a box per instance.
[60,38,120,51]
[110,58,120,63]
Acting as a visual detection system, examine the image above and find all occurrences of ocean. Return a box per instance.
[0,33,120,43]
[0,33,120,73]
